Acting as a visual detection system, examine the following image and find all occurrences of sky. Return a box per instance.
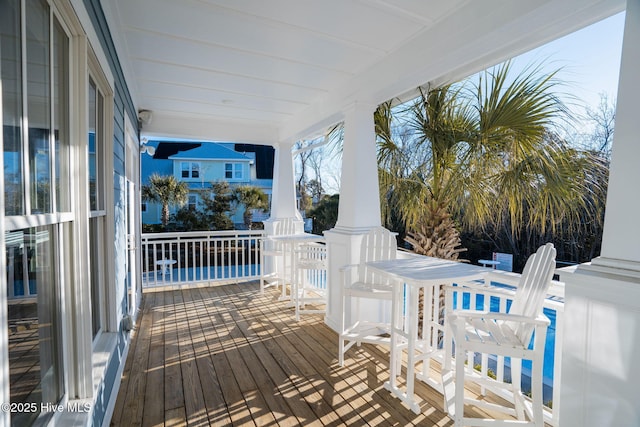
[514,11,624,115]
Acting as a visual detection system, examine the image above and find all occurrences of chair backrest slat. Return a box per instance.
[357,227,397,286]
[266,218,298,253]
[276,217,297,236]
[507,243,556,343]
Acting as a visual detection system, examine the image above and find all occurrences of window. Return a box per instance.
[188,194,197,211]
[88,79,104,211]
[2,1,23,216]
[141,202,147,212]
[88,75,107,339]
[181,161,200,178]
[27,1,51,215]
[5,227,65,426]
[2,1,70,424]
[225,162,243,179]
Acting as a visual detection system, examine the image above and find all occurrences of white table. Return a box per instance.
[270,233,326,301]
[156,259,177,276]
[366,256,491,413]
[478,259,500,269]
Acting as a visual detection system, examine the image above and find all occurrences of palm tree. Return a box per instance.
[141,174,189,227]
[233,185,269,229]
[378,61,603,261]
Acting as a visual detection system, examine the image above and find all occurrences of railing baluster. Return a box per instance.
[549,299,563,425]
[239,236,243,279]
[140,230,265,288]
[190,239,195,282]
[497,296,508,383]
[479,289,489,395]
[205,236,210,281]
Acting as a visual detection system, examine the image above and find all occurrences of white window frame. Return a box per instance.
[225,162,243,180]
[180,161,200,179]
[0,1,83,423]
[188,193,198,210]
[87,50,115,344]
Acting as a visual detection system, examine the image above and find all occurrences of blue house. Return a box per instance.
[141,141,274,227]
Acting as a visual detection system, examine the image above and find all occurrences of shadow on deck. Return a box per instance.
[110,281,509,426]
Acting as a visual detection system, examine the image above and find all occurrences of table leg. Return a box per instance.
[442,285,456,416]
[278,242,291,301]
[406,283,420,412]
[386,281,401,389]
[385,281,421,414]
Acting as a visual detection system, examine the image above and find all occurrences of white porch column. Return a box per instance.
[559,3,640,426]
[335,102,382,231]
[263,141,303,275]
[268,141,302,222]
[324,102,382,332]
[264,141,304,233]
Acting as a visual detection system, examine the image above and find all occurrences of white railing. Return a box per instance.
[141,230,264,287]
[445,272,564,426]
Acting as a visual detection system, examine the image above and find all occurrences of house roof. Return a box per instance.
[169,142,252,162]
[153,142,201,159]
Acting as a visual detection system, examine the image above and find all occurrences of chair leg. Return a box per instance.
[442,321,455,416]
[454,348,466,426]
[294,268,300,322]
[339,290,347,367]
[531,355,544,427]
[512,358,525,420]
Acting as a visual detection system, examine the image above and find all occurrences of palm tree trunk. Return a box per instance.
[162,203,170,227]
[405,201,466,342]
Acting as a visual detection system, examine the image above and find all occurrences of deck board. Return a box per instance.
[142,292,165,427]
[110,281,517,427]
[163,290,185,418]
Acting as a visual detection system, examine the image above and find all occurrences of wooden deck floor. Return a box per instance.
[110,281,504,427]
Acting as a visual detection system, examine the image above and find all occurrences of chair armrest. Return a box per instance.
[448,310,550,327]
[484,270,521,287]
[483,271,564,297]
[444,282,517,300]
[339,264,359,273]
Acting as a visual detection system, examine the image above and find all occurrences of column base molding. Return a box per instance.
[324,225,378,237]
[580,256,640,279]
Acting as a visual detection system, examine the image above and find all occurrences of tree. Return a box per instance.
[201,181,234,230]
[232,185,269,229]
[306,178,325,203]
[294,140,314,214]
[307,147,326,200]
[584,92,615,154]
[309,194,339,234]
[172,206,208,231]
[377,61,605,265]
[141,174,189,227]
[172,181,238,231]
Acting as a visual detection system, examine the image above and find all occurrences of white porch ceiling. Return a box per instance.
[101,0,624,145]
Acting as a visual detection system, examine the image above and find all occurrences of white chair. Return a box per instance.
[443,243,556,427]
[260,218,297,295]
[293,242,327,321]
[338,226,397,366]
